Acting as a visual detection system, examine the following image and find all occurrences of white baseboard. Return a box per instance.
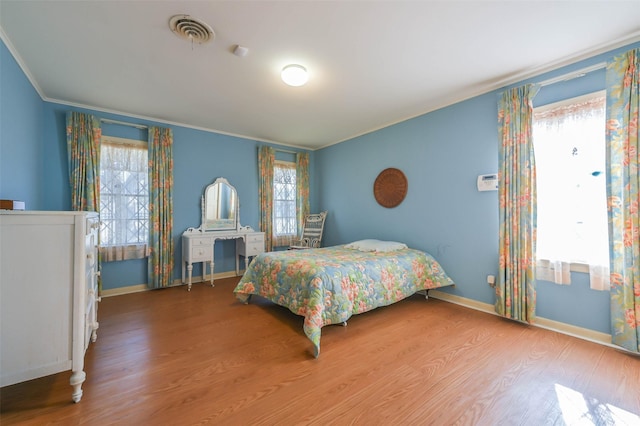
[101,283,150,297]
[427,289,614,348]
[100,270,242,298]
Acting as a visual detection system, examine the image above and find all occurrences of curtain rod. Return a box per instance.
[275,148,299,154]
[100,118,148,130]
[538,62,606,87]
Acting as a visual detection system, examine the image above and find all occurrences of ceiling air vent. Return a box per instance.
[169,15,214,44]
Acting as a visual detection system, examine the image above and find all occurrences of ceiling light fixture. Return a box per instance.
[281,64,308,87]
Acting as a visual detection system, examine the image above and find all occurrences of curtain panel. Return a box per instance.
[66,112,101,212]
[259,146,275,252]
[66,111,102,292]
[296,152,310,237]
[496,84,540,323]
[606,48,640,353]
[147,126,174,289]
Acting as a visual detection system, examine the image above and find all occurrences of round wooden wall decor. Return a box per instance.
[373,168,408,208]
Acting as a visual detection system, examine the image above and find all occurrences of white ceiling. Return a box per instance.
[1,1,639,150]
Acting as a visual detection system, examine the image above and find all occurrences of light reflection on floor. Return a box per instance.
[555,384,640,425]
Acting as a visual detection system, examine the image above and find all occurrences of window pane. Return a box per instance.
[100,142,149,246]
[273,163,297,237]
[533,93,608,266]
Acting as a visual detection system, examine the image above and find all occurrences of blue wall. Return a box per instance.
[1,37,314,290]
[0,40,43,209]
[317,41,640,334]
[2,33,638,335]
[316,91,500,306]
[40,102,314,290]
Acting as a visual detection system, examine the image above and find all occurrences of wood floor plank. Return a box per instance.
[2,277,639,425]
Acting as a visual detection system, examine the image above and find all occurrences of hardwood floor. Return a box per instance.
[2,277,639,425]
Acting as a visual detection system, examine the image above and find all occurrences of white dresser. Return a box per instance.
[0,211,100,403]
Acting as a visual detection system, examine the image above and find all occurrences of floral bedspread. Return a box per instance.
[233,245,455,357]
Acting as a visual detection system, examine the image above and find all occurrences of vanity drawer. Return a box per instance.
[245,233,264,244]
[183,234,213,262]
[243,242,264,256]
[237,233,265,257]
[192,238,210,246]
[190,245,212,262]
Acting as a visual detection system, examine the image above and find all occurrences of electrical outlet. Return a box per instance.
[487,274,496,288]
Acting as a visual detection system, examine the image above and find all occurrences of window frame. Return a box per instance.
[99,135,149,261]
[272,160,298,246]
[532,90,607,274]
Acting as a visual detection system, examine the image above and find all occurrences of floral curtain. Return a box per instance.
[259,146,275,251]
[606,48,640,353]
[296,152,310,236]
[147,127,174,289]
[66,112,101,211]
[66,111,102,292]
[496,84,540,323]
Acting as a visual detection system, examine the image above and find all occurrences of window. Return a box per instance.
[99,136,149,261]
[533,91,609,286]
[273,161,297,246]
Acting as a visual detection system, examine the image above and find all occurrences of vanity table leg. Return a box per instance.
[187,263,193,291]
[210,251,215,286]
[236,235,244,276]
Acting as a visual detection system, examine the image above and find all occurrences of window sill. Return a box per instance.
[569,262,589,273]
[536,259,590,274]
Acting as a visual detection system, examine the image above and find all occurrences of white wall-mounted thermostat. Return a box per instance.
[477,174,498,191]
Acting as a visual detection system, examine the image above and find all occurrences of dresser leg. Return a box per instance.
[91,322,99,342]
[70,370,86,403]
[187,264,193,291]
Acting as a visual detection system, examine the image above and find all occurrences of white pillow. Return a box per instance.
[345,239,408,252]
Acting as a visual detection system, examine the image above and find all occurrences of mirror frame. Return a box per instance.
[200,177,240,232]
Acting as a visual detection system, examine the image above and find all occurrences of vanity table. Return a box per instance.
[182,178,264,290]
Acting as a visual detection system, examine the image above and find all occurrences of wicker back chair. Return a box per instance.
[289,211,327,249]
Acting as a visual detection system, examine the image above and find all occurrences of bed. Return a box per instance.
[233,240,455,357]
